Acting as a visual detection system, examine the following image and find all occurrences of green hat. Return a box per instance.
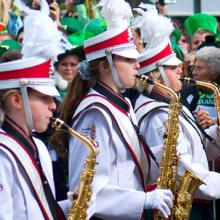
[68,31,94,47]
[67,19,107,59]
[0,39,22,57]
[60,17,84,34]
[184,13,217,36]
[83,18,107,36]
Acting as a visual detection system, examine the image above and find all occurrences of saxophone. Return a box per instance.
[51,118,98,220]
[136,75,203,220]
[180,77,220,130]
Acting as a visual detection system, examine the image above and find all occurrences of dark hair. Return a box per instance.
[50,57,106,151]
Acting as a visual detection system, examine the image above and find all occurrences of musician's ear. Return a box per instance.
[98,60,111,74]
[3,90,23,112]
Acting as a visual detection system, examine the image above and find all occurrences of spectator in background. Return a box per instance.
[54,47,84,101]
[181,46,220,129]
[184,13,218,51]
[0,49,22,62]
[183,50,196,77]
[191,29,215,51]
[155,0,168,15]
[0,39,21,58]
[178,31,191,53]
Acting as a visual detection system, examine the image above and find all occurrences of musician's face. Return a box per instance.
[164,65,183,91]
[29,89,56,133]
[113,55,140,89]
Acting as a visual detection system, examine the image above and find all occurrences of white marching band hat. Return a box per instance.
[83,0,140,62]
[84,26,140,61]
[138,39,182,75]
[0,0,65,97]
[0,57,59,97]
[132,3,182,81]
[0,0,65,129]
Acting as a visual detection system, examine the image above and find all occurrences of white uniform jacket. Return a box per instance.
[69,83,150,220]
[0,128,55,220]
[135,93,220,200]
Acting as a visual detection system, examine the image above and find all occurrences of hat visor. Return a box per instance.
[163,56,182,66]
[30,84,60,97]
[113,48,140,59]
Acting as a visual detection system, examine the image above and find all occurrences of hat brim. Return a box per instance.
[30,84,60,97]
[113,48,140,59]
[162,56,182,66]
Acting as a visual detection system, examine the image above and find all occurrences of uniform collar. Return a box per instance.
[94,81,130,112]
[2,116,38,158]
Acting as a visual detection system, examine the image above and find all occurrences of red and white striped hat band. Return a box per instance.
[84,27,140,61]
[0,59,50,81]
[138,42,182,75]
[0,58,60,97]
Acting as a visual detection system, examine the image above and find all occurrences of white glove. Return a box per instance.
[144,189,173,218]
[58,199,72,217]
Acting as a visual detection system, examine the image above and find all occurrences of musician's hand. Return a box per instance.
[193,107,215,129]
[58,198,72,217]
[144,189,173,218]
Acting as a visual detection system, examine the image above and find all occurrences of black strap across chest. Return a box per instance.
[2,117,65,220]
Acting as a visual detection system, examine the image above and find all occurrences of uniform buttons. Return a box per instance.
[44,181,48,185]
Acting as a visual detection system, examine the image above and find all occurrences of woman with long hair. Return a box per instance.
[52,0,174,219]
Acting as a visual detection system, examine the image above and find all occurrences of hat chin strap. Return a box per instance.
[20,81,34,132]
[158,65,171,87]
[105,49,125,92]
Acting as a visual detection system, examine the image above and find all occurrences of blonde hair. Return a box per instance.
[0,0,9,28]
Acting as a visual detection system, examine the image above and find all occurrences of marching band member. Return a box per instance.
[133,5,220,220]
[53,0,174,219]
[0,0,72,219]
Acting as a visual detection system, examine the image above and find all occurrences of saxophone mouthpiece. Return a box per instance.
[136,75,154,85]
[179,77,196,84]
[51,117,69,131]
